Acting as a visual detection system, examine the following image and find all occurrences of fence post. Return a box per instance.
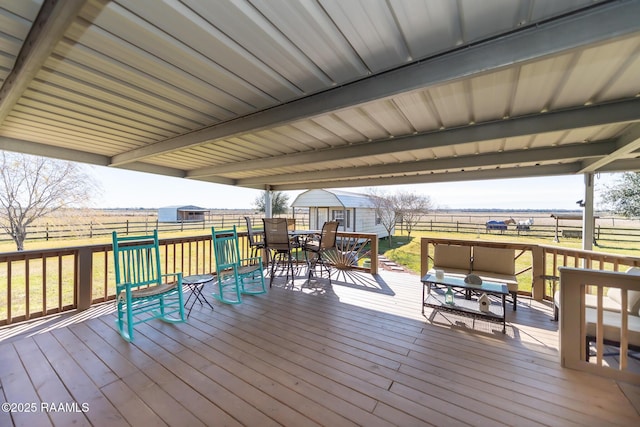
[90,221,93,238]
[126,220,129,235]
[46,223,49,241]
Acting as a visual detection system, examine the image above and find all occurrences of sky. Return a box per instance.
[89,164,621,211]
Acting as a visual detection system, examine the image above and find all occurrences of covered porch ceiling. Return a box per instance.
[1,0,639,191]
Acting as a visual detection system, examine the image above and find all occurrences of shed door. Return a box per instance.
[317,208,328,229]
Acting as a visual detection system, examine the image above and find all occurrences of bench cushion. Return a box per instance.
[473,271,518,293]
[605,267,640,315]
[554,291,622,313]
[585,307,640,348]
[433,244,471,272]
[472,247,515,276]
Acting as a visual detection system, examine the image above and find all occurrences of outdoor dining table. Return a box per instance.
[288,229,321,249]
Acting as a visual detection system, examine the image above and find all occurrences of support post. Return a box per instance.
[582,173,595,252]
[265,186,272,218]
[531,245,544,301]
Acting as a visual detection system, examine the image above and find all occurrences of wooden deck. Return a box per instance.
[1,268,639,426]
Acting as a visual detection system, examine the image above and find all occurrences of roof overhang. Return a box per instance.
[0,0,639,191]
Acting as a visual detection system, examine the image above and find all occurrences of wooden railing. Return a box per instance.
[420,237,640,300]
[559,268,640,385]
[0,231,377,326]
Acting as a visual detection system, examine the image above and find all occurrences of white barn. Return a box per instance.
[291,189,391,238]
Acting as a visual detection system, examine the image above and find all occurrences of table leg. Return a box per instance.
[502,293,506,334]
[184,282,214,317]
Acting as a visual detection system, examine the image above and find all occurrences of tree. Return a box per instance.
[367,189,400,242]
[368,189,434,241]
[600,172,640,217]
[395,191,433,237]
[253,190,290,215]
[0,152,98,250]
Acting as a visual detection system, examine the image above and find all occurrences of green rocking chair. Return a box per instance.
[211,226,267,304]
[112,230,186,342]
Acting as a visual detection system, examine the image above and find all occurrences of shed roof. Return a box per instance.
[291,189,375,208]
[160,205,208,212]
[0,1,639,190]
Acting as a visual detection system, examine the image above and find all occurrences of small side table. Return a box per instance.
[183,274,215,317]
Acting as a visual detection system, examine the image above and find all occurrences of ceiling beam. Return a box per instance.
[189,98,640,178]
[0,136,109,165]
[583,158,640,173]
[578,123,640,173]
[0,0,88,126]
[0,136,190,178]
[271,164,582,191]
[236,140,617,186]
[110,0,640,167]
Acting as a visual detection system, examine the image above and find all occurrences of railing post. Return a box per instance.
[77,247,93,311]
[420,237,429,278]
[370,236,378,275]
[531,245,544,301]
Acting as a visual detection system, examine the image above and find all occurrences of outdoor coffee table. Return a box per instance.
[421,273,508,333]
[183,274,215,317]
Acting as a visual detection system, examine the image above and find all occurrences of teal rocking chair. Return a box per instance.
[112,230,186,342]
[211,226,267,304]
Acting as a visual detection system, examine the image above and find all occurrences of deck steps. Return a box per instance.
[378,256,405,272]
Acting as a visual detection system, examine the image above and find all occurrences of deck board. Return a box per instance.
[0,268,639,426]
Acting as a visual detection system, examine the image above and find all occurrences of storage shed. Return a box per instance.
[158,205,209,223]
[291,189,390,238]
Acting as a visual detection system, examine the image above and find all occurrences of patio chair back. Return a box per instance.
[244,216,264,249]
[319,221,339,251]
[262,218,296,287]
[304,221,340,283]
[263,218,291,249]
[112,230,185,342]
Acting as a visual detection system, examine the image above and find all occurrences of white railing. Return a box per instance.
[559,268,640,385]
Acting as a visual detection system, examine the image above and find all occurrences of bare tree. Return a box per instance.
[395,191,433,237]
[368,189,433,241]
[0,152,98,250]
[367,189,400,242]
